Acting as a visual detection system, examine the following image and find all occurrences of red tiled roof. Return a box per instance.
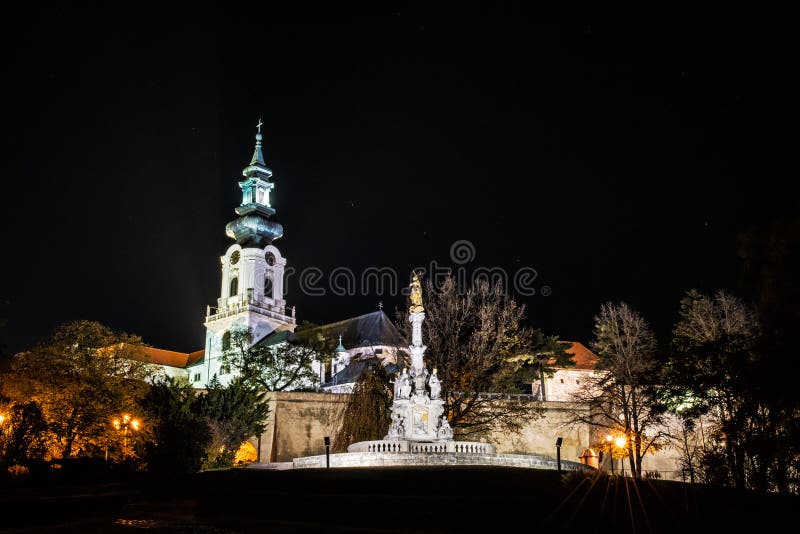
[186,349,205,366]
[137,347,204,368]
[556,341,599,370]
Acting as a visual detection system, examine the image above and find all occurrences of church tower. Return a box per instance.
[190,121,296,387]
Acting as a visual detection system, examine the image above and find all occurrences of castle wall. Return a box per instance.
[255,392,687,479]
[257,391,348,463]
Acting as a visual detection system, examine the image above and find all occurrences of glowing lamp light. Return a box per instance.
[0,414,5,425]
[606,434,613,442]
[112,419,121,430]
[131,419,140,431]
[615,436,627,449]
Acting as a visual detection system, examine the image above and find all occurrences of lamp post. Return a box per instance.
[614,435,627,476]
[606,434,614,475]
[556,437,563,473]
[112,414,141,460]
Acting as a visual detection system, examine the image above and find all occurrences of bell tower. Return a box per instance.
[192,121,296,387]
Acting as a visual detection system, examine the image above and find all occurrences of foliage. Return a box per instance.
[665,289,776,491]
[396,275,565,436]
[332,361,392,451]
[194,376,270,469]
[0,398,49,471]
[139,376,212,476]
[505,329,574,398]
[9,320,156,459]
[222,322,329,391]
[140,375,269,474]
[567,302,669,478]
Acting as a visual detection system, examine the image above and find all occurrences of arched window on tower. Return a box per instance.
[264,276,273,300]
[229,277,238,297]
[222,331,231,351]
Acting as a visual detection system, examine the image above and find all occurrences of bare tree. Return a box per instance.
[567,302,669,478]
[396,275,565,437]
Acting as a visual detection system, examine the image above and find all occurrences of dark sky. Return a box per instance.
[2,5,797,354]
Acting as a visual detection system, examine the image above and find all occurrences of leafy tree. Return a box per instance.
[0,397,48,471]
[194,376,269,468]
[568,302,669,478]
[332,361,392,451]
[222,322,330,391]
[10,320,155,459]
[396,275,568,436]
[139,376,212,476]
[140,375,270,474]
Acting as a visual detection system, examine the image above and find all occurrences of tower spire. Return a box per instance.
[250,118,266,166]
[225,121,282,248]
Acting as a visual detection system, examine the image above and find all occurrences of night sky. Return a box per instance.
[2,5,797,355]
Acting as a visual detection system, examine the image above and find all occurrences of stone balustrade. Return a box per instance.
[347,440,496,454]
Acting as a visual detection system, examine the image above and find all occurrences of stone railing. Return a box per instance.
[206,299,295,325]
[348,440,496,454]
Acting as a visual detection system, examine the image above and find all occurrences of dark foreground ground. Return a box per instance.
[1,466,798,533]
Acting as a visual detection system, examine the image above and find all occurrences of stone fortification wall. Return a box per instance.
[256,392,685,479]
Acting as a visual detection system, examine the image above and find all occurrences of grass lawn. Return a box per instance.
[2,466,798,533]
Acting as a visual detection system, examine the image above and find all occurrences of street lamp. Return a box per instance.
[555,437,563,473]
[605,434,614,475]
[614,435,627,476]
[112,413,141,460]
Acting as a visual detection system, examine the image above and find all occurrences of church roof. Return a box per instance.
[252,329,296,349]
[325,356,402,387]
[312,310,404,349]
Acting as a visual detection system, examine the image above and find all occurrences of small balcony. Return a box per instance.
[205,295,296,325]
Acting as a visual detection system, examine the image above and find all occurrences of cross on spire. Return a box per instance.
[256,118,263,134]
[379,300,383,310]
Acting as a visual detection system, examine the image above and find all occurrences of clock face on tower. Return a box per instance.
[229,251,240,265]
[265,252,276,266]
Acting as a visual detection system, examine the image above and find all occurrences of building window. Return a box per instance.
[264,277,273,299]
[222,331,231,351]
[220,364,231,375]
[193,373,201,382]
[229,277,238,297]
[560,379,564,383]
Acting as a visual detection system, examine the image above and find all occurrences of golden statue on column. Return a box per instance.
[409,272,424,313]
